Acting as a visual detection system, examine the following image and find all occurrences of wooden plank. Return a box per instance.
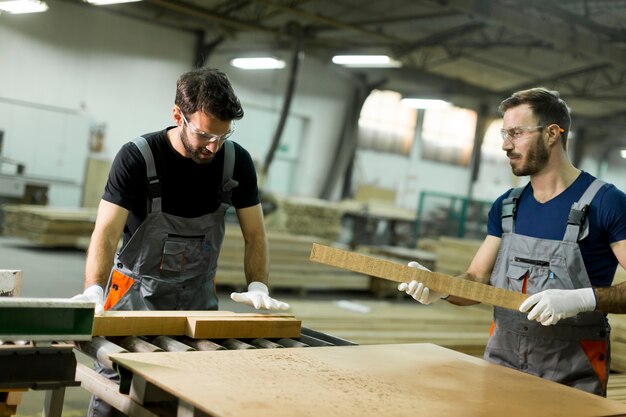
[109,343,626,417]
[186,316,301,339]
[310,243,528,311]
[92,311,298,337]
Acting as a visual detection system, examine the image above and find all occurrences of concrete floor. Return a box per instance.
[0,236,258,416]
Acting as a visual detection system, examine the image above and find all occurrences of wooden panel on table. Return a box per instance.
[92,311,296,337]
[185,316,301,339]
[310,243,527,311]
[109,343,626,417]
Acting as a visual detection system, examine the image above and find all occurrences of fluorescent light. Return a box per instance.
[332,55,401,68]
[230,57,286,70]
[621,149,626,159]
[401,98,452,109]
[0,0,48,13]
[84,0,141,5]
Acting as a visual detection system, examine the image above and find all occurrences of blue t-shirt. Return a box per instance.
[487,171,626,287]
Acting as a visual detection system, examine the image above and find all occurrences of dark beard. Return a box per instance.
[512,138,549,176]
[180,130,214,165]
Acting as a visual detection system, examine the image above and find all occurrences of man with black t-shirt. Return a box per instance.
[73,67,288,416]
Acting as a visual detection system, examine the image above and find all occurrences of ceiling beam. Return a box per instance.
[250,0,405,43]
[432,0,626,69]
[146,0,280,35]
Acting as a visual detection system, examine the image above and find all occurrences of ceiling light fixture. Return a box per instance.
[401,98,452,109]
[84,0,141,5]
[0,0,48,13]
[331,55,401,68]
[230,57,286,70]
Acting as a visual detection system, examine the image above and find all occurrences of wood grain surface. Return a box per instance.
[92,311,300,338]
[310,243,528,310]
[110,343,626,417]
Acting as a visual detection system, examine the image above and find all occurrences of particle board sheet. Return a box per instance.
[310,243,527,310]
[109,343,626,417]
[92,311,301,339]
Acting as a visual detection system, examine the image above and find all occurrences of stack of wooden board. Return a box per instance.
[266,196,343,241]
[286,297,493,357]
[216,225,369,293]
[432,236,483,276]
[1,204,96,247]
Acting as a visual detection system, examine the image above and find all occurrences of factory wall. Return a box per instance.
[0,0,194,205]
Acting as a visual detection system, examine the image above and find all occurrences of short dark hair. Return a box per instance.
[175,68,244,121]
[499,87,571,141]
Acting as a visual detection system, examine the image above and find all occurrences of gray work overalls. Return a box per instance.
[89,137,238,417]
[484,179,610,396]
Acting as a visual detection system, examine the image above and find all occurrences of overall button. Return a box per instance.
[117,262,123,268]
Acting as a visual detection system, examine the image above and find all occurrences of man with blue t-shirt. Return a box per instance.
[398,87,626,396]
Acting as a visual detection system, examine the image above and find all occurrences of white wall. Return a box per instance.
[0,0,195,205]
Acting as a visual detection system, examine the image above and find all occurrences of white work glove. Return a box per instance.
[71,284,105,315]
[519,288,596,326]
[230,282,290,310]
[397,261,449,305]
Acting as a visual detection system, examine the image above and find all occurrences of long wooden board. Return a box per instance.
[93,311,301,338]
[109,343,626,417]
[310,243,527,311]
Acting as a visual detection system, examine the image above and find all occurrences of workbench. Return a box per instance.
[82,342,626,417]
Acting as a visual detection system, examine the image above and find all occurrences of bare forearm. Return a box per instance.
[244,234,269,285]
[595,282,626,314]
[84,233,118,289]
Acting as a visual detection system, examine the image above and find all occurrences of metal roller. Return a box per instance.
[77,337,129,370]
[180,337,226,351]
[118,336,163,353]
[276,338,309,348]
[221,339,256,350]
[249,338,284,349]
[151,336,196,352]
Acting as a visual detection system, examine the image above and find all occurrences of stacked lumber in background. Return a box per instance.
[431,236,483,276]
[286,297,493,357]
[1,204,96,247]
[608,373,626,404]
[216,225,369,294]
[265,196,343,241]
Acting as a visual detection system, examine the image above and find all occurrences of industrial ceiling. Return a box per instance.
[67,0,626,144]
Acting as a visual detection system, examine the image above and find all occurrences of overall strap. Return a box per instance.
[563,179,607,242]
[216,140,239,214]
[131,137,162,213]
[501,185,526,233]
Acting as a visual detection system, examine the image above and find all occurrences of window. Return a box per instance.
[421,106,477,166]
[358,90,417,156]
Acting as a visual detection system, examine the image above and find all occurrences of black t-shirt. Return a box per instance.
[103,127,260,242]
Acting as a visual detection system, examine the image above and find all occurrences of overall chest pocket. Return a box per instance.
[160,234,209,277]
[506,255,570,294]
